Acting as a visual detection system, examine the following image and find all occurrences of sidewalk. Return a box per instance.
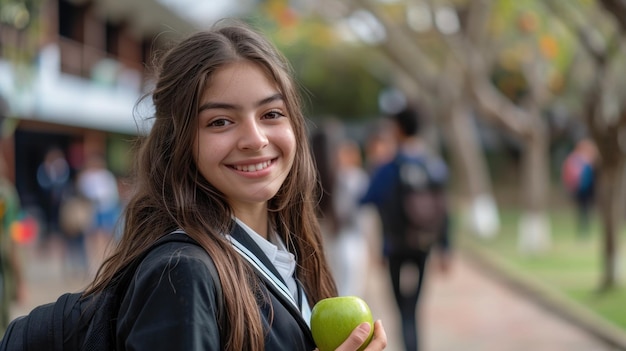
[361,250,619,351]
[10,241,620,351]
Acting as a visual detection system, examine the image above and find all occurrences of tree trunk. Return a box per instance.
[596,162,625,289]
[517,116,552,254]
[441,98,499,238]
[583,57,626,290]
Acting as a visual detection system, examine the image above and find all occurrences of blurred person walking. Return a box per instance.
[361,104,451,351]
[57,177,92,277]
[310,120,341,240]
[36,147,71,245]
[76,153,121,273]
[360,122,397,266]
[331,139,370,297]
[311,121,371,297]
[0,157,24,337]
[561,138,598,237]
[363,120,397,173]
[310,119,342,271]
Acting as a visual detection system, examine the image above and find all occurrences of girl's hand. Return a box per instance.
[320,319,387,351]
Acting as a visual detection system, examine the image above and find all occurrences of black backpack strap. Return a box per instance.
[0,293,78,351]
[52,293,81,351]
[23,301,55,351]
[0,316,24,351]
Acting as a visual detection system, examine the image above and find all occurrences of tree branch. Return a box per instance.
[352,0,442,92]
[598,0,626,32]
[429,0,532,137]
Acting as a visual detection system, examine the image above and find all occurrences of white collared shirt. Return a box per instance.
[233,218,298,302]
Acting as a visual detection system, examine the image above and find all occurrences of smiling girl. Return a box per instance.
[80,21,387,351]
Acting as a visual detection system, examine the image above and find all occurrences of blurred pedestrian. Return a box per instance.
[361,103,451,351]
[0,156,24,337]
[561,138,598,237]
[363,120,397,173]
[332,139,370,297]
[310,119,341,243]
[58,177,91,277]
[310,120,372,297]
[76,153,121,273]
[36,147,70,245]
[360,122,398,266]
[72,22,386,350]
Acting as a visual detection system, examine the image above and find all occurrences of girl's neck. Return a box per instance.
[233,204,269,239]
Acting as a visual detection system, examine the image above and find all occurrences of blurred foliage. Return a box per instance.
[241,0,610,126]
[245,0,388,121]
[0,0,43,86]
[0,0,34,29]
[487,1,577,103]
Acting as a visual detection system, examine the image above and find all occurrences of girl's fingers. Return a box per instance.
[334,319,387,351]
[336,322,372,351]
[364,320,387,350]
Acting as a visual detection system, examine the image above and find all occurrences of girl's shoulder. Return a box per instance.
[132,237,221,294]
[117,237,224,350]
[138,239,214,274]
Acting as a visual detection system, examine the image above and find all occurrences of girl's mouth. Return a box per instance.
[231,159,274,172]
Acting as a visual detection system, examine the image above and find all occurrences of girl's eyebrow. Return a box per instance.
[198,93,284,112]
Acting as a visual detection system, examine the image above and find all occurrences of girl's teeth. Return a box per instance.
[236,161,270,172]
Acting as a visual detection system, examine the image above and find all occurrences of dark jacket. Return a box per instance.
[360,151,450,256]
[116,224,316,350]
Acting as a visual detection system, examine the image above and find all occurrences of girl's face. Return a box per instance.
[194,61,296,214]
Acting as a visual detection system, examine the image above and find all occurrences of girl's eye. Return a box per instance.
[208,118,232,127]
[263,110,286,120]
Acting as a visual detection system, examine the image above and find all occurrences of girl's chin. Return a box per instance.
[233,191,279,205]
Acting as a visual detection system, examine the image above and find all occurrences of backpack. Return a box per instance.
[0,231,221,351]
[382,156,448,254]
[561,154,594,196]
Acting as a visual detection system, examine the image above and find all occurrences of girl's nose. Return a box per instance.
[238,119,269,151]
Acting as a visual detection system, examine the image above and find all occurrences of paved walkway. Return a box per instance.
[9,240,619,351]
[361,251,617,351]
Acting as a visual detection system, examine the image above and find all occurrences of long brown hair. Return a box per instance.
[84,20,337,350]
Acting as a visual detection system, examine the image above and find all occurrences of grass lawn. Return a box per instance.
[461,207,626,330]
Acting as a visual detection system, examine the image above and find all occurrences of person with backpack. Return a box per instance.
[361,104,451,351]
[1,20,387,351]
[561,138,598,237]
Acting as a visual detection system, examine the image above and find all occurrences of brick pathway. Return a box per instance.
[361,251,617,351]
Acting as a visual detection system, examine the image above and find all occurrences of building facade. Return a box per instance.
[0,0,196,221]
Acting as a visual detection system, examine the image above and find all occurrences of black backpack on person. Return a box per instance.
[381,155,448,255]
[0,231,221,351]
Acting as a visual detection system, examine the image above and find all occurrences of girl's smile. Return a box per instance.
[228,157,276,177]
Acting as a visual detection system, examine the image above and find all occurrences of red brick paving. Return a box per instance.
[361,251,616,351]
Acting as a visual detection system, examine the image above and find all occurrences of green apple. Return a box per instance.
[310,296,374,351]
